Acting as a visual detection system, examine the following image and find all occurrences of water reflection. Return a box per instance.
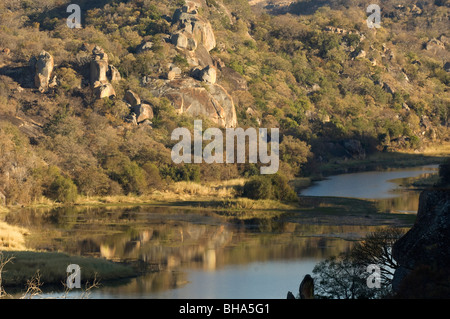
[5,206,380,298]
[300,165,438,214]
[5,165,436,298]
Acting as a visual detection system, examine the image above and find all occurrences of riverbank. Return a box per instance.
[312,145,448,179]
[0,250,137,295]
[2,178,300,217]
[3,147,447,215]
[1,156,442,294]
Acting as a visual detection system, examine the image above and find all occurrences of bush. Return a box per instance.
[270,173,298,201]
[74,166,113,197]
[46,174,78,204]
[242,175,273,200]
[142,162,164,189]
[108,159,149,195]
[160,164,201,183]
[242,174,298,201]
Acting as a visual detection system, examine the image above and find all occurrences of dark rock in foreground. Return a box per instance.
[392,188,450,298]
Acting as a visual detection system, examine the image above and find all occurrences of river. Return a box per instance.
[6,165,438,299]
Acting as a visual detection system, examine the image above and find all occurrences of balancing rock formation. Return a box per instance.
[171,1,216,53]
[33,50,55,93]
[124,90,154,124]
[145,0,238,128]
[90,46,118,99]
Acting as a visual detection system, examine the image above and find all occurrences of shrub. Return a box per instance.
[270,173,298,201]
[74,166,113,197]
[242,173,298,201]
[242,175,273,200]
[142,162,163,189]
[56,67,82,92]
[107,158,149,195]
[46,175,78,204]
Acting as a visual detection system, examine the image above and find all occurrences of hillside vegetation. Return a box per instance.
[0,0,448,205]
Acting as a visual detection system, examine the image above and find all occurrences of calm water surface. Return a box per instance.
[7,165,438,299]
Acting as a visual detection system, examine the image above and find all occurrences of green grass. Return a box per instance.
[1,251,136,287]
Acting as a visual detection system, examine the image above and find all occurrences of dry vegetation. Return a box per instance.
[0,0,448,208]
[0,221,29,251]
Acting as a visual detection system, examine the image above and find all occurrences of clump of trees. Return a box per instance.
[241,173,298,201]
[312,227,406,299]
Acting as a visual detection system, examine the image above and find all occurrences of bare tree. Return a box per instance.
[0,253,14,298]
[20,271,43,299]
[350,227,406,284]
[60,272,101,299]
[312,227,407,299]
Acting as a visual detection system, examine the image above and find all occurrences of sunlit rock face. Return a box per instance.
[150,77,237,128]
[33,50,54,93]
[171,2,216,53]
[90,46,109,85]
[90,46,119,99]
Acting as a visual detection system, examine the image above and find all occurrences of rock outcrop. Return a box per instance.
[125,90,141,107]
[33,50,54,93]
[108,65,121,82]
[392,188,450,297]
[165,64,182,81]
[171,3,216,53]
[133,103,154,124]
[425,38,446,52]
[169,1,217,70]
[94,82,116,99]
[90,46,109,85]
[90,46,119,99]
[191,65,217,84]
[136,41,153,53]
[124,90,154,124]
[150,77,237,128]
[139,1,238,128]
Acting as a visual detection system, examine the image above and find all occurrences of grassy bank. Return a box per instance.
[314,145,449,178]
[0,251,136,289]
[2,147,448,213]
[6,178,300,214]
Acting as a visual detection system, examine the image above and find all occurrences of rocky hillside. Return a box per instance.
[0,0,448,204]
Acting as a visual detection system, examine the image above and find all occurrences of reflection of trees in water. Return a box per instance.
[375,192,421,213]
[98,271,190,296]
[5,206,383,273]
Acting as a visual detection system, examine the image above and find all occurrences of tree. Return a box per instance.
[0,253,14,298]
[242,175,273,200]
[312,227,406,299]
[47,174,78,204]
[350,227,405,285]
[242,173,298,201]
[313,253,376,299]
